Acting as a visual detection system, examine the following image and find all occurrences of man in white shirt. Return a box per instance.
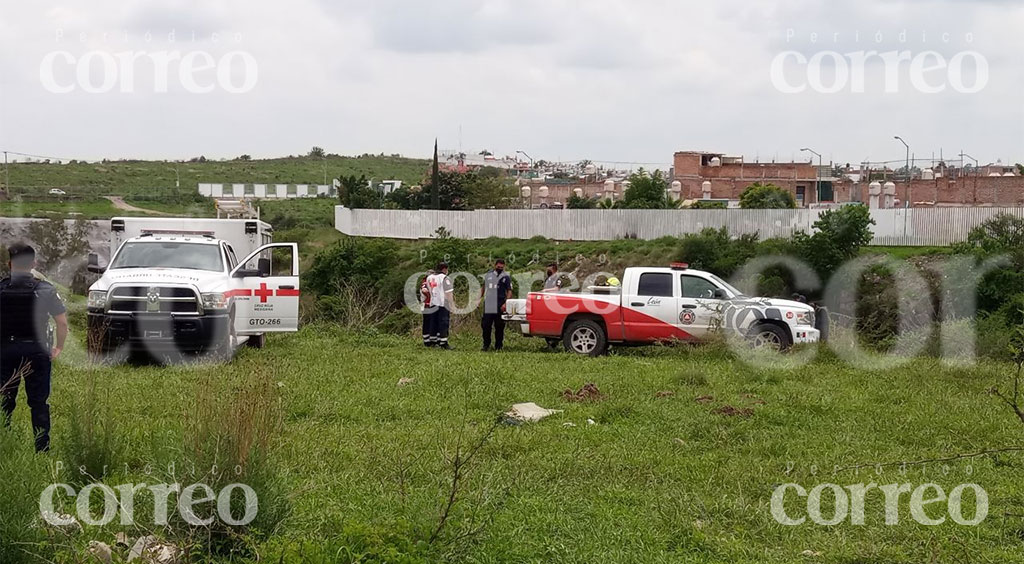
[427,262,455,350]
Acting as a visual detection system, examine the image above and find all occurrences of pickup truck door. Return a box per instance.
[229,243,300,333]
[677,274,725,339]
[621,271,680,342]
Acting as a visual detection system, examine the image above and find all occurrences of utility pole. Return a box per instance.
[894,136,910,206]
[3,151,8,197]
[800,147,821,204]
[959,152,978,204]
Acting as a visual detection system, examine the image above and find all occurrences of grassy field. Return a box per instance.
[3,321,1022,563]
[2,155,431,196]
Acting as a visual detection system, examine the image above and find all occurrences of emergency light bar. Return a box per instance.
[140,229,216,237]
[670,262,689,270]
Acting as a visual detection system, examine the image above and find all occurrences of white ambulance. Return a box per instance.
[86,217,300,361]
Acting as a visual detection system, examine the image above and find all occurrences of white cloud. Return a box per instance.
[0,0,1020,166]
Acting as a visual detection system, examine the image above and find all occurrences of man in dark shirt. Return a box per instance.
[1,243,68,452]
[480,259,512,351]
[543,262,564,292]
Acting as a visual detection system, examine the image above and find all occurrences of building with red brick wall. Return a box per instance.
[673,151,825,206]
[674,151,1024,207]
[846,174,1024,207]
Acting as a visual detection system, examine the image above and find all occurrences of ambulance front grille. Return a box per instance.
[107,286,200,314]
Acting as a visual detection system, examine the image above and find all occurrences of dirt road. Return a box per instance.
[103,196,172,216]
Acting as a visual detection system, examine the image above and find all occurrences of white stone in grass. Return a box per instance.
[128,535,181,564]
[505,402,562,422]
[397,377,415,387]
[800,550,822,557]
[40,511,82,534]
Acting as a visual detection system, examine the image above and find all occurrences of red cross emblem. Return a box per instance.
[254,282,274,303]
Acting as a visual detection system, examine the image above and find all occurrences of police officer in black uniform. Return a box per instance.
[1,243,68,452]
[480,258,512,351]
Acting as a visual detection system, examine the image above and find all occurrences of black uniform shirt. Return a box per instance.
[483,269,512,314]
[0,273,65,344]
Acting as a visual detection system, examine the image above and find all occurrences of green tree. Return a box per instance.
[418,170,470,210]
[464,173,517,209]
[739,182,796,209]
[338,174,374,208]
[793,204,875,276]
[308,146,326,159]
[566,193,599,209]
[622,169,670,209]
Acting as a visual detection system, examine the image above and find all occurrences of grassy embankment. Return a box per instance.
[0,155,430,219]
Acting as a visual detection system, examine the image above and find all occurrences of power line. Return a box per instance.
[0,149,82,162]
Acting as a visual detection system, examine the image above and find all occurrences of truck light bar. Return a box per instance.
[670,262,689,270]
[140,229,216,237]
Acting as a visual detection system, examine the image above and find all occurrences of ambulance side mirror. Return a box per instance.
[257,258,271,277]
[713,289,727,300]
[87,253,106,274]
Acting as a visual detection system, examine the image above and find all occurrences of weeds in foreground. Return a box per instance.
[175,360,290,557]
[61,363,120,485]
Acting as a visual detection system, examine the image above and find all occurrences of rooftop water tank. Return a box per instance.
[520,186,531,198]
[539,186,549,198]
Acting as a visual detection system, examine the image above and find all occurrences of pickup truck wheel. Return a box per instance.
[208,308,236,362]
[748,323,791,351]
[563,319,607,357]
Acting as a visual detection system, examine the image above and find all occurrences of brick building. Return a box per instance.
[674,150,1024,207]
[673,151,825,206]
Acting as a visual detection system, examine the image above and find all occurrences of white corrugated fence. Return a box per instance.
[335,206,1024,246]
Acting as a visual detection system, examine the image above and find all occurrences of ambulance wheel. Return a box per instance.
[208,308,236,362]
[563,319,607,357]
[246,333,266,349]
[748,323,791,352]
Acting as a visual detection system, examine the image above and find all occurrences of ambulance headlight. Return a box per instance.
[87,290,107,310]
[795,311,814,326]
[201,292,229,311]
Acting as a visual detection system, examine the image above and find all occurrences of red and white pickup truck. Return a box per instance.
[503,263,820,356]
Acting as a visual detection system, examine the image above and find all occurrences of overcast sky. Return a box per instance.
[1,0,1021,169]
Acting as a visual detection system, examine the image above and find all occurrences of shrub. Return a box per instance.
[952,213,1024,315]
[566,194,598,209]
[423,227,471,271]
[739,182,796,209]
[675,228,759,278]
[306,237,400,296]
[794,204,874,277]
[688,200,727,209]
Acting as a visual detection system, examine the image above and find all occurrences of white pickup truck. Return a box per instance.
[86,218,300,361]
[503,263,820,356]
